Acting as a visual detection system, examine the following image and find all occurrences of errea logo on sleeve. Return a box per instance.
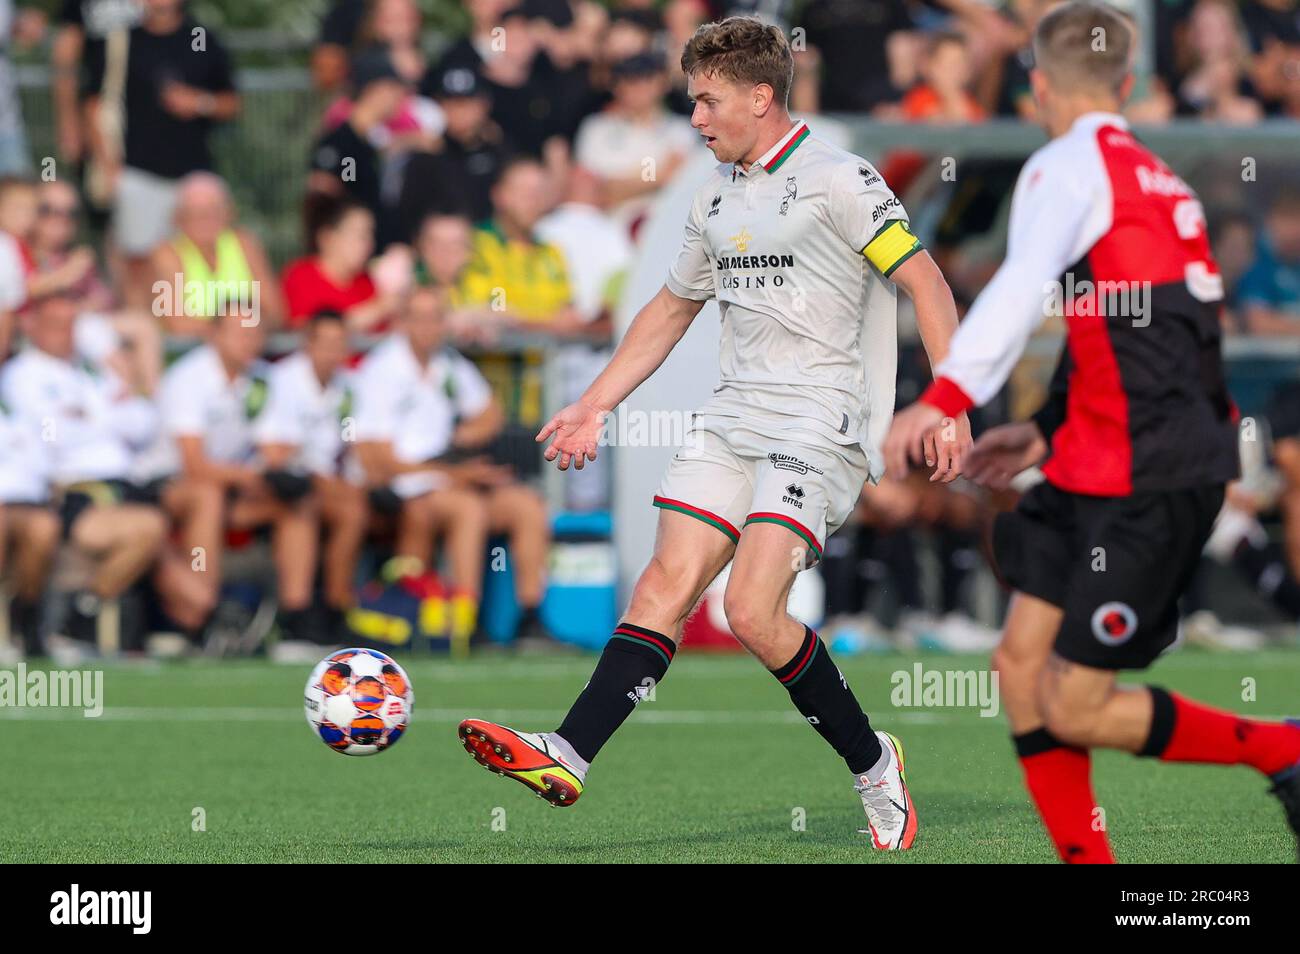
[49,885,151,935]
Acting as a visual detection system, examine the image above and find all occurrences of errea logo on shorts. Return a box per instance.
[50,884,151,934]
[1091,602,1138,645]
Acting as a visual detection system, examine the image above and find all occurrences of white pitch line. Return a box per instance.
[0,705,1022,725]
[2,705,1290,725]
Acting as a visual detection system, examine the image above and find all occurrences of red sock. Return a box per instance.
[1015,730,1115,864]
[1144,687,1300,776]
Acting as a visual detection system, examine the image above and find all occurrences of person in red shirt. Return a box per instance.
[882,32,989,194]
[901,31,988,124]
[280,195,400,332]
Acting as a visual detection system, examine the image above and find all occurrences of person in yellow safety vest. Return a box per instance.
[148,172,285,336]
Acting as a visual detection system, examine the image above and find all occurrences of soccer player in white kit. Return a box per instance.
[459,16,970,848]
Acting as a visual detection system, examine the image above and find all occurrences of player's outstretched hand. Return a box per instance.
[884,402,966,483]
[964,421,1048,490]
[884,402,941,481]
[923,410,971,483]
[536,400,606,471]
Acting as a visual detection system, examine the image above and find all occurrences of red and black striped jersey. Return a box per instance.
[921,112,1238,496]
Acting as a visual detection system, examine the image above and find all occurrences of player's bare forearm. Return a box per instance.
[888,251,971,481]
[580,284,705,412]
[890,251,959,370]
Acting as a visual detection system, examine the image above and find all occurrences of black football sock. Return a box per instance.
[771,624,882,775]
[1233,539,1300,617]
[874,529,921,622]
[9,597,41,656]
[554,622,675,763]
[939,527,979,615]
[277,606,315,644]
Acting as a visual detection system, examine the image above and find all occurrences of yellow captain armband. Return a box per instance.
[862,219,924,278]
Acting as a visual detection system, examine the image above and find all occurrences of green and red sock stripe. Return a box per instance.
[743,511,822,559]
[610,622,676,667]
[771,624,820,686]
[652,495,740,543]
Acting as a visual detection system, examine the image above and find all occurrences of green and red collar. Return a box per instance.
[734,121,810,179]
[762,121,810,173]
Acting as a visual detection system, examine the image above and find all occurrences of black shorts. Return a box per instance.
[59,478,169,540]
[992,481,1224,670]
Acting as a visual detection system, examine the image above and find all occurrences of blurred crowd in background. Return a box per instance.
[0,0,1298,661]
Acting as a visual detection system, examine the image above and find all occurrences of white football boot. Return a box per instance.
[854,731,918,850]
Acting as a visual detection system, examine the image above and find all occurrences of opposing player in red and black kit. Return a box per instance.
[886,1,1300,863]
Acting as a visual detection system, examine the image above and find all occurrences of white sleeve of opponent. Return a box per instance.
[928,140,1111,411]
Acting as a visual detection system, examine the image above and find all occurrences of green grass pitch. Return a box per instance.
[2,649,1297,863]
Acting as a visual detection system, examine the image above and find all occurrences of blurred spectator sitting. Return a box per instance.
[83,0,240,303]
[414,212,473,296]
[149,172,285,337]
[801,0,914,114]
[1278,41,1300,117]
[2,292,167,647]
[30,179,112,313]
[256,310,367,642]
[30,179,163,394]
[881,32,987,198]
[459,2,576,159]
[574,52,697,236]
[353,287,554,646]
[135,315,319,640]
[661,0,709,110]
[1175,0,1265,123]
[459,157,580,334]
[321,0,445,158]
[0,178,148,382]
[995,0,1056,120]
[898,31,987,123]
[535,165,628,336]
[351,290,492,641]
[0,176,39,356]
[282,195,400,333]
[412,211,507,345]
[308,49,410,250]
[312,0,366,92]
[399,66,514,239]
[362,0,428,86]
[1240,0,1300,109]
[434,0,515,75]
[586,7,656,106]
[1211,209,1261,332]
[1238,189,1300,336]
[1242,0,1300,47]
[458,157,582,448]
[0,397,57,657]
[522,0,601,142]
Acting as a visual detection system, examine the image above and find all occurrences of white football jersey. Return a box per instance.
[0,347,156,485]
[134,344,266,479]
[666,121,924,478]
[253,351,353,477]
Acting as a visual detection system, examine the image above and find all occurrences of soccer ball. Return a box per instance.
[304,648,414,756]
